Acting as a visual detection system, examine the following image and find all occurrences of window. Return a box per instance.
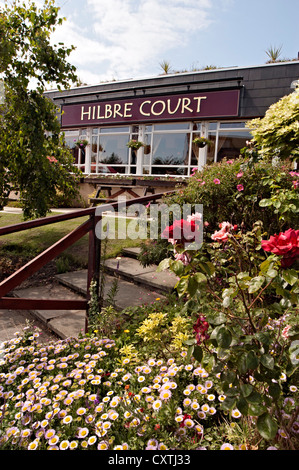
[64,129,87,172]
[63,121,251,176]
[142,123,201,176]
[207,122,251,164]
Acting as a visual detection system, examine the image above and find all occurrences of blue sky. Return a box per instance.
[2,0,299,85]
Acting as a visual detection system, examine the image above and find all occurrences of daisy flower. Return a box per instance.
[28,439,39,450]
[78,427,89,439]
[152,399,162,411]
[98,441,109,450]
[232,409,242,419]
[159,389,172,401]
[59,440,70,450]
[88,435,97,446]
[221,443,234,450]
[63,415,73,425]
[76,407,87,416]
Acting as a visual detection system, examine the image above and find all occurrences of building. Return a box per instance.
[45,61,299,203]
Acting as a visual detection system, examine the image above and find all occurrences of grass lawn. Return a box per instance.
[0,211,142,277]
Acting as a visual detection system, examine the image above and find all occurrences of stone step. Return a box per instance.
[55,270,165,309]
[13,282,87,340]
[103,256,177,294]
[13,271,166,340]
[121,246,141,259]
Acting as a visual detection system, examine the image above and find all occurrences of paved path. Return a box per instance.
[0,249,178,345]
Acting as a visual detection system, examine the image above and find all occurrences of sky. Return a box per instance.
[2,0,299,86]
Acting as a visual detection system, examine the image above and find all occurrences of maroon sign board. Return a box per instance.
[61,89,240,127]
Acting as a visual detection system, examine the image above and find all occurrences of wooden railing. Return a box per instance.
[0,192,171,333]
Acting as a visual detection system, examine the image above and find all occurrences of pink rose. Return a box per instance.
[237,184,244,191]
[211,221,234,243]
[213,178,220,184]
[236,171,243,178]
[261,228,299,268]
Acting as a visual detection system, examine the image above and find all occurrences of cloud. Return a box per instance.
[54,0,214,83]
[1,0,219,84]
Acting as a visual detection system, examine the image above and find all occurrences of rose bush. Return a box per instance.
[261,228,299,268]
[158,218,299,449]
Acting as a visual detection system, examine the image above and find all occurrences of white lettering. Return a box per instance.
[124,102,133,117]
[81,106,91,121]
[151,100,166,116]
[181,97,193,113]
[139,100,151,116]
[194,96,207,113]
[105,104,113,119]
[167,98,182,115]
[113,103,123,118]
[97,105,104,119]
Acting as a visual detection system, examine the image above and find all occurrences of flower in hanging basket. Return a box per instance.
[75,139,89,148]
[192,137,212,148]
[126,139,144,150]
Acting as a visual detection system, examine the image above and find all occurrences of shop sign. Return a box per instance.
[61,89,240,127]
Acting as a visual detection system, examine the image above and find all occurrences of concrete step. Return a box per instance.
[55,270,165,309]
[13,271,166,340]
[13,282,87,340]
[121,246,141,259]
[103,256,177,294]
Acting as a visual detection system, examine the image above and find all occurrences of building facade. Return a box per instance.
[46,61,299,179]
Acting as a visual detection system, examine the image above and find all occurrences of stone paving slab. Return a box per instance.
[103,257,177,293]
[56,271,165,310]
[12,283,87,339]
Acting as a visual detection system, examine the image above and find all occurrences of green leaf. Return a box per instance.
[194,272,207,284]
[289,340,299,366]
[206,312,227,325]
[282,269,298,286]
[170,259,185,276]
[240,383,253,398]
[175,276,189,297]
[257,413,278,440]
[246,390,263,404]
[187,276,199,297]
[216,327,232,349]
[236,397,249,416]
[248,275,265,293]
[268,383,281,400]
[193,345,203,363]
[248,403,267,417]
[259,199,273,207]
[157,258,171,272]
[238,351,259,374]
[260,354,275,370]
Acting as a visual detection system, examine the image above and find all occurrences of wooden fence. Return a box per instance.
[0,192,171,333]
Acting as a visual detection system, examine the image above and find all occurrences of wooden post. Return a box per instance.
[85,214,102,333]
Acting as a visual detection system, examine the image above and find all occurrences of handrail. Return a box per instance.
[0,191,174,334]
[0,191,169,237]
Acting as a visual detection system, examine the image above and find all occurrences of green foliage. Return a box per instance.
[158,222,299,449]
[247,85,299,163]
[165,157,297,236]
[0,0,80,219]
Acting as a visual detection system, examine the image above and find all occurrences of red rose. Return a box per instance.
[261,228,299,268]
[161,218,198,246]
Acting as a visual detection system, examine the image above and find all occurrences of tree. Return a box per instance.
[247,85,299,163]
[0,0,81,219]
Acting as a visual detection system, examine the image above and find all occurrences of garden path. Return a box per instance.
[1,248,178,342]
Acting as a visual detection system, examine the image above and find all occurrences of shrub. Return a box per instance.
[165,156,297,236]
